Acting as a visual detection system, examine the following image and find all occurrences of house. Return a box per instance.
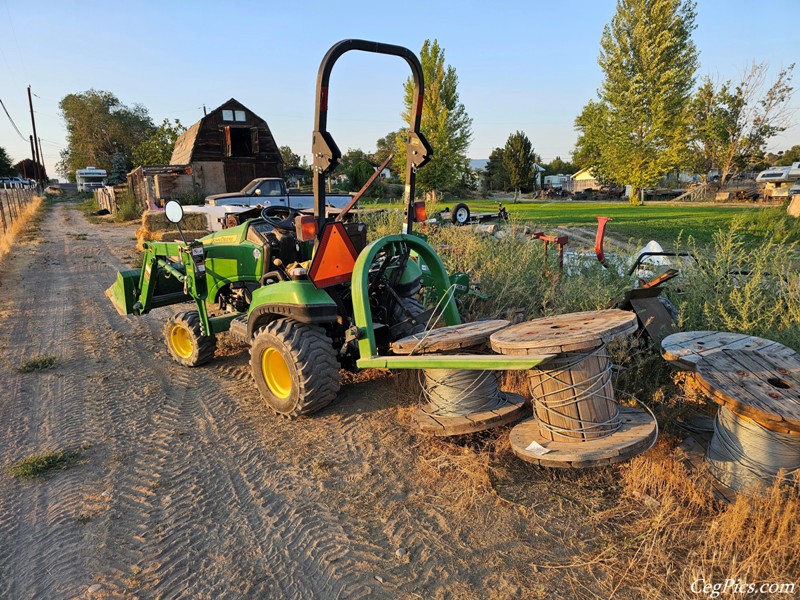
[284,166,307,188]
[563,166,599,193]
[170,98,284,194]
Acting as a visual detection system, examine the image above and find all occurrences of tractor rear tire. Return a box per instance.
[250,318,341,418]
[390,296,426,338]
[164,311,217,367]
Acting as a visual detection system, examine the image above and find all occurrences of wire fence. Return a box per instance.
[0,186,37,233]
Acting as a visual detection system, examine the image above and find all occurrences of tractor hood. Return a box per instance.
[205,192,251,202]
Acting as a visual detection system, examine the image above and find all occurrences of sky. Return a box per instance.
[1,0,798,179]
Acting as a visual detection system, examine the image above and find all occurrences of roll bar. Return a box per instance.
[311,39,432,237]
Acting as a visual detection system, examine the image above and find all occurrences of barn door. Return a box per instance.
[250,127,259,154]
[224,162,256,192]
[222,126,232,157]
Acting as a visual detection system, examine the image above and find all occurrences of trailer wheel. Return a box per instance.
[451,203,470,225]
[250,319,341,418]
[164,311,217,367]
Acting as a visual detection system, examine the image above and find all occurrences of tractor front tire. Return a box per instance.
[164,311,217,367]
[250,319,341,418]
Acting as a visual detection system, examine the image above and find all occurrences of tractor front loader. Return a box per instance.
[106,40,552,419]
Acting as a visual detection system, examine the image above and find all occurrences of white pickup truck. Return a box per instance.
[185,177,353,232]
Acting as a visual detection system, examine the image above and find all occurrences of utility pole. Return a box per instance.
[29,135,40,182]
[38,137,46,181]
[203,104,207,116]
[27,86,42,186]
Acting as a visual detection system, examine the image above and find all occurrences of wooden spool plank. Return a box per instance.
[412,393,527,437]
[490,309,638,355]
[694,349,800,433]
[392,319,510,355]
[661,330,798,371]
[509,406,657,468]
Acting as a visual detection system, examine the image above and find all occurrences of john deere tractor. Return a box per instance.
[106,40,545,418]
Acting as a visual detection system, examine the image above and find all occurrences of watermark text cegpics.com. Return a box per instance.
[692,579,796,597]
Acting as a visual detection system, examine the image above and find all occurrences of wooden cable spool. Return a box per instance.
[391,319,527,436]
[661,330,798,372]
[491,309,657,467]
[694,349,800,435]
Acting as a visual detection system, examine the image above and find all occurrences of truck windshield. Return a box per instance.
[241,180,260,194]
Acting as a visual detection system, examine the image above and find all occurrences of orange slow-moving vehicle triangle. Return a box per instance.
[308,222,359,288]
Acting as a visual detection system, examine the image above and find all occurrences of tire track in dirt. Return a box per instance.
[0,199,578,599]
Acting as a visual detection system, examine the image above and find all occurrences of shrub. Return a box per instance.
[116,190,143,222]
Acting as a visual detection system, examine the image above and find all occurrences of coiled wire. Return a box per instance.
[528,344,621,440]
[420,368,506,417]
[706,406,800,492]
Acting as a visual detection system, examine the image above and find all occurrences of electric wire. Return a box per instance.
[706,406,800,492]
[0,98,28,142]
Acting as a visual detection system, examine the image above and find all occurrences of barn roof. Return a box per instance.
[170,120,202,165]
[169,98,270,165]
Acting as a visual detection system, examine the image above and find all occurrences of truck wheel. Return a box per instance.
[451,203,470,225]
[164,311,217,367]
[390,296,426,338]
[250,319,341,418]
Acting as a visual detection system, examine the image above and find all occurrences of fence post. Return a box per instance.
[0,196,7,232]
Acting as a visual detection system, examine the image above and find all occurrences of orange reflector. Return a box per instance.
[308,222,359,288]
[296,215,318,241]
[414,201,427,222]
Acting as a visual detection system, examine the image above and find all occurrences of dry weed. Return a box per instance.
[0,195,44,262]
[561,438,800,598]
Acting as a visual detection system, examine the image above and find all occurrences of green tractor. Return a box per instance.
[106,40,547,418]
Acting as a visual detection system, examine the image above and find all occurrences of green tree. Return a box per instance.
[346,160,375,192]
[544,156,576,176]
[503,131,536,201]
[13,159,46,181]
[57,89,154,181]
[395,39,473,193]
[108,150,127,184]
[689,64,794,183]
[776,145,800,167]
[0,147,16,177]
[373,131,399,168]
[574,0,699,204]
[131,118,185,167]
[279,145,300,168]
[484,147,509,191]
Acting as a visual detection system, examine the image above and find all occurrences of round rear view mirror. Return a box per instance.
[165,200,184,224]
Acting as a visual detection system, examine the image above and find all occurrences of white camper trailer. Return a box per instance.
[756,162,800,199]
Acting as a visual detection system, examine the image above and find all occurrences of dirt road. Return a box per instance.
[0,200,618,599]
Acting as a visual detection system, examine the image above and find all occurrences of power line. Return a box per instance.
[0,97,28,142]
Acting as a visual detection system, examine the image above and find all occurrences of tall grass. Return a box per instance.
[674,223,800,352]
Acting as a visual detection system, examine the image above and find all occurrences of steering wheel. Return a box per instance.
[260,205,303,233]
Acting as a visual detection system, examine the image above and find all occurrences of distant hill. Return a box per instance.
[469,159,488,171]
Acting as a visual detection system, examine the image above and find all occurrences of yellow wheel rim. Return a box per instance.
[262,348,292,399]
[170,324,194,359]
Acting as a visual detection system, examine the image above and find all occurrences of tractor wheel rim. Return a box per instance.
[262,348,292,399]
[170,325,194,359]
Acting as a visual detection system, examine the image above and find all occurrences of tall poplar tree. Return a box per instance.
[503,131,536,201]
[395,39,472,194]
[574,0,698,204]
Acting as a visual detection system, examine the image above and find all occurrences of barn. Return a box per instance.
[170,98,284,194]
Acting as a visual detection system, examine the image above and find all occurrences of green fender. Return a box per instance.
[247,280,337,337]
[351,234,460,360]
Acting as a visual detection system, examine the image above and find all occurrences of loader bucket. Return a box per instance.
[105,269,141,315]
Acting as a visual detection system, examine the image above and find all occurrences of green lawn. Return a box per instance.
[366,198,799,248]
